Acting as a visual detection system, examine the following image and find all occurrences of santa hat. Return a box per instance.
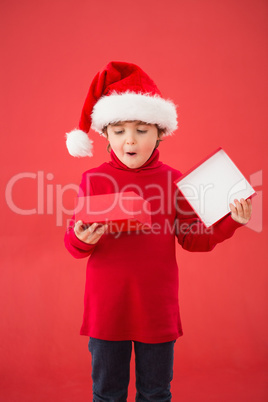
[66,61,178,157]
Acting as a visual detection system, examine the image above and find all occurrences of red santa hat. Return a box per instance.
[66,61,178,157]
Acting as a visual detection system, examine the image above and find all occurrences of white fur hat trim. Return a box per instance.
[91,92,178,135]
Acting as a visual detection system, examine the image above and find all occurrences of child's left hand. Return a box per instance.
[229,198,252,224]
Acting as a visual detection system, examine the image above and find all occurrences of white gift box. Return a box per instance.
[175,148,256,227]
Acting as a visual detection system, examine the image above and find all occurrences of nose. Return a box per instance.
[125,131,136,145]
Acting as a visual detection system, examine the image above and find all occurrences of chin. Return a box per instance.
[127,164,138,169]
[126,161,142,169]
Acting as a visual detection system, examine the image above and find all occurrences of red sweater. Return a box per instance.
[64,149,242,343]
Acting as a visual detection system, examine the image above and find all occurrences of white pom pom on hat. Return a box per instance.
[66,61,178,157]
[66,129,93,157]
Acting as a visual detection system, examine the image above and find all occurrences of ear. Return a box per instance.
[156,124,165,139]
[158,130,165,140]
[102,126,109,139]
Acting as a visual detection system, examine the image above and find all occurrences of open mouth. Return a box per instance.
[126,152,136,156]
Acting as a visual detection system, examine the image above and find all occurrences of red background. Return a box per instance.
[1,0,267,401]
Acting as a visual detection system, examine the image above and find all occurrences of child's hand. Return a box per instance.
[74,221,108,244]
[229,198,252,225]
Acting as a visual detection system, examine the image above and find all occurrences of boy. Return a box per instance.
[64,61,251,401]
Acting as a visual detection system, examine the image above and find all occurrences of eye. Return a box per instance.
[137,130,147,133]
[114,130,124,134]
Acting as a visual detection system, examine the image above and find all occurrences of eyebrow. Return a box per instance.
[110,121,152,127]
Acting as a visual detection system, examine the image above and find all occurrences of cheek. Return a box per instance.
[111,140,121,148]
[144,138,158,151]
[108,138,123,153]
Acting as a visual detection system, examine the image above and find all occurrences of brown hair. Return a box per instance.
[102,123,165,153]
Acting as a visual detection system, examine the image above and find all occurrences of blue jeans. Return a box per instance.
[88,338,175,401]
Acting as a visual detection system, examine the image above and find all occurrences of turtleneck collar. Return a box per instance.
[109,148,163,173]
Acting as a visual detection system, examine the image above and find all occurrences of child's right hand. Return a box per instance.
[74,221,108,244]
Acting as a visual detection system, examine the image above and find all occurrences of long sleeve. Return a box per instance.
[175,191,243,252]
[64,217,96,259]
